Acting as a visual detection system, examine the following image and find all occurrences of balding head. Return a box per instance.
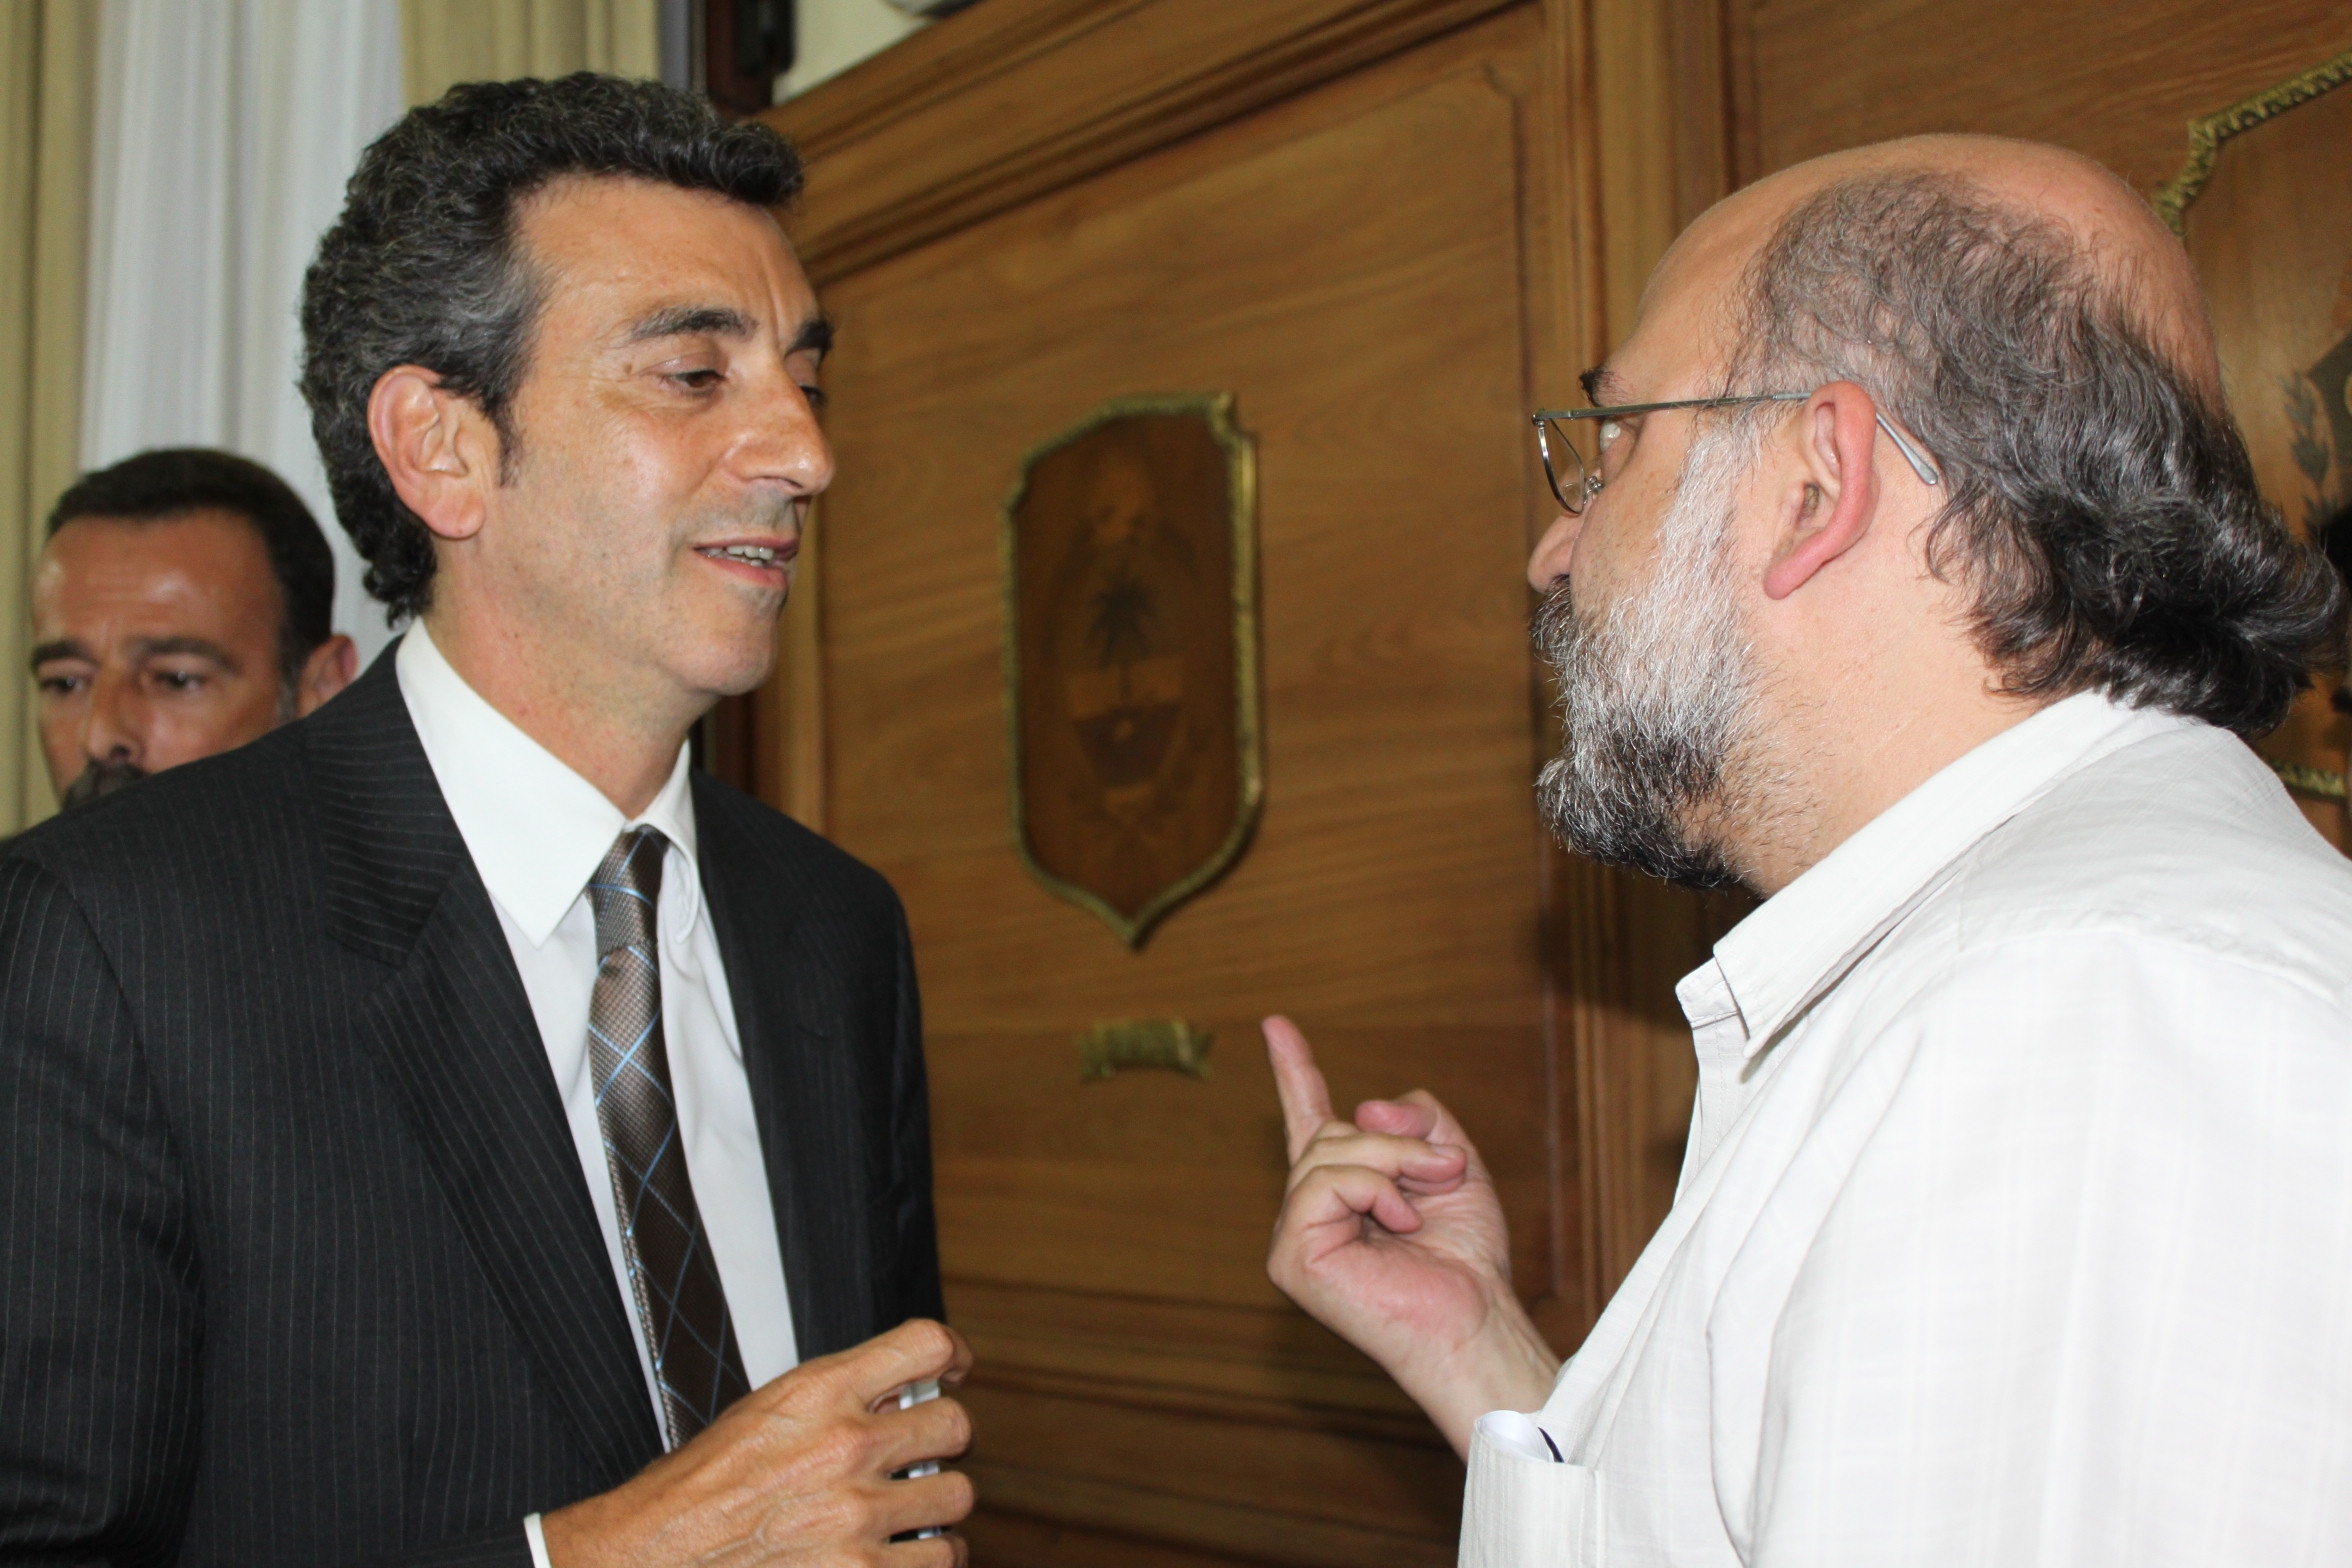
[1683,136,2325,733]
[1531,134,2341,893]
[1640,137,2214,396]
[1705,135,2214,393]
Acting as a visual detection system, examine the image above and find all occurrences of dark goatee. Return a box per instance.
[61,758,146,811]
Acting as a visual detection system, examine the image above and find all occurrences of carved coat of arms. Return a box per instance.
[1001,395,1262,945]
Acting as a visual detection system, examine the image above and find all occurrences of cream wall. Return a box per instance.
[781,0,926,99]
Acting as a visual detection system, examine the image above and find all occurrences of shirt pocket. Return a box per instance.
[1460,1425,1603,1568]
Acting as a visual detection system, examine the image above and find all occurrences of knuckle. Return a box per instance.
[902,1317,956,1363]
[780,1360,847,1412]
[806,1420,873,1478]
[817,1483,878,1538]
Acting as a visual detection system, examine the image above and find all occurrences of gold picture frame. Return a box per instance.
[999,393,1265,946]
[2151,45,2352,236]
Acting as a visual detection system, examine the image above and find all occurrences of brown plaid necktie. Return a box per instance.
[587,826,750,1448]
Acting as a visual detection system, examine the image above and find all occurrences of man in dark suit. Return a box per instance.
[0,76,972,1567]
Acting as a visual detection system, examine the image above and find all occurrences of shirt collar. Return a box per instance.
[1687,691,2198,1058]
[395,621,701,948]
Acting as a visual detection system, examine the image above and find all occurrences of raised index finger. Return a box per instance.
[1264,1015,1337,1164]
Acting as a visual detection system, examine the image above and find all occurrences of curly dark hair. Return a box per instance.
[1733,170,2343,736]
[299,73,805,623]
[47,447,336,691]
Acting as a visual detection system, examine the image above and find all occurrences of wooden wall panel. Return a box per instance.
[1729,0,2352,194]
[775,0,1523,280]
[776,8,1624,1562]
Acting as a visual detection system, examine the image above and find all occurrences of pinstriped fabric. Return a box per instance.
[585,828,748,1446]
[0,650,942,1567]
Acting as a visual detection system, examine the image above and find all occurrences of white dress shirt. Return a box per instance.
[1464,692,2352,1566]
[395,624,799,1431]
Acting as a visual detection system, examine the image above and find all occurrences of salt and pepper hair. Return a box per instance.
[1731,169,2343,736]
[1533,419,1769,889]
[299,73,804,623]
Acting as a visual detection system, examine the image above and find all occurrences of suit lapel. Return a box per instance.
[308,652,663,1480]
[695,779,875,1360]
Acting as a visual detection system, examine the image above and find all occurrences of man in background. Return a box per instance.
[32,446,356,807]
[1268,134,2352,1564]
[0,75,967,1567]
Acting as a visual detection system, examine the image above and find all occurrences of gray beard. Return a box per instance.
[1533,426,1761,890]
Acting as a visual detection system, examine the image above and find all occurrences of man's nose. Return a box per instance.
[80,671,144,767]
[1527,510,1582,592]
[740,374,836,501]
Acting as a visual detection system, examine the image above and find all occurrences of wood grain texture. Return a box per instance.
[1730,0,2352,194]
[758,0,1522,280]
[754,0,1775,1559]
[793,10,1584,1560]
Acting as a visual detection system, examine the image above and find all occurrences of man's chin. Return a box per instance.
[682,626,783,704]
[1537,757,1744,892]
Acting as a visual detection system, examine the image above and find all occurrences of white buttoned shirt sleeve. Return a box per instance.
[1467,694,2352,1567]
[394,624,800,1432]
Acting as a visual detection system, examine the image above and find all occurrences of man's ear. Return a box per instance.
[367,366,498,543]
[294,634,360,718]
[1761,381,1882,601]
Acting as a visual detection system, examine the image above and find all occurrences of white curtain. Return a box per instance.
[82,0,406,663]
[404,0,659,107]
[0,0,96,829]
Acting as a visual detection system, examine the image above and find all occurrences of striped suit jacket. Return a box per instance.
[0,651,943,1567]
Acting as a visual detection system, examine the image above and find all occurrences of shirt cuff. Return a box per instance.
[524,1512,553,1568]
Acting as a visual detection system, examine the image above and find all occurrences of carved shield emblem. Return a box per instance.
[1002,395,1262,945]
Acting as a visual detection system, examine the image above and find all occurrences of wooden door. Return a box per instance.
[749,3,1718,1563]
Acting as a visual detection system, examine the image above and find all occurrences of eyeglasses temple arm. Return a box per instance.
[1875,413,1941,487]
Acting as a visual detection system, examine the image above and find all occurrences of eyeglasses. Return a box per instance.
[1530,391,1943,515]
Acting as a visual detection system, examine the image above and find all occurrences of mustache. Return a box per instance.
[60,758,145,811]
[1531,578,1578,666]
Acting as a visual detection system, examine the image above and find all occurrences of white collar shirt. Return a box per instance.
[395,624,798,1438]
[1464,692,2352,1566]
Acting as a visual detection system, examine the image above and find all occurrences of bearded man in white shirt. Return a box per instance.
[1265,134,2352,1566]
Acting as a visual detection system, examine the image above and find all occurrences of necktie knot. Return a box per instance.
[590,826,667,959]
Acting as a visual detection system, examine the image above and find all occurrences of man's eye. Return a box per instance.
[798,383,828,410]
[1598,417,1638,476]
[669,369,723,391]
[35,673,85,697]
[151,670,205,693]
